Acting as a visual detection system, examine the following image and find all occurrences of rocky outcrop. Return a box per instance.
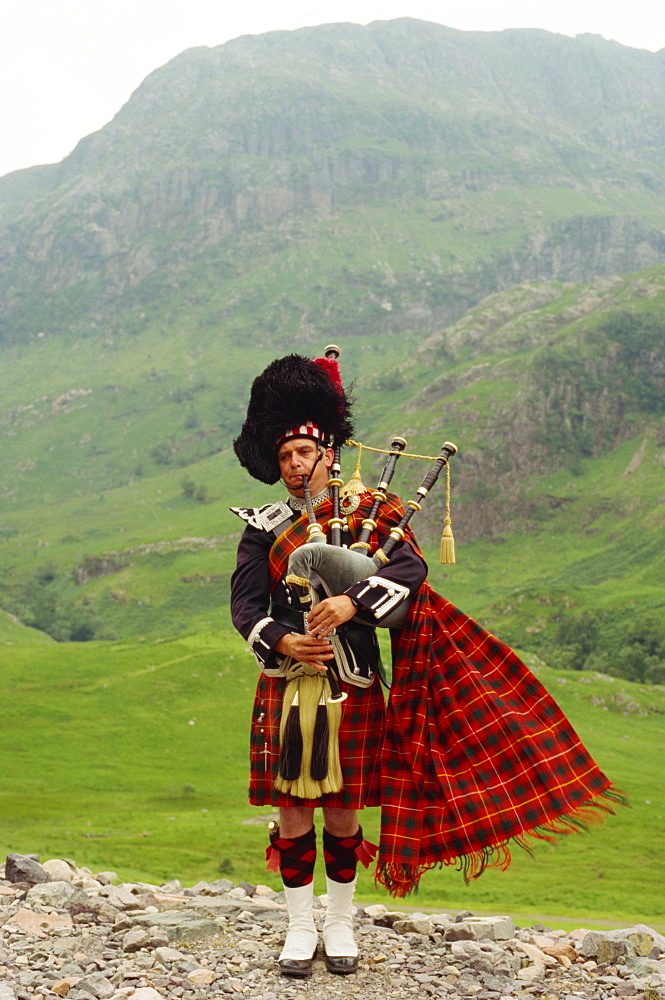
[1,854,664,999]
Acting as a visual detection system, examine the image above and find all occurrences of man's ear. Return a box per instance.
[323,446,335,469]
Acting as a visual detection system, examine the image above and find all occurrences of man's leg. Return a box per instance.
[321,807,363,975]
[271,806,318,978]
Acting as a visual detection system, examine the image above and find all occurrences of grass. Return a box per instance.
[0,610,54,644]
[1,631,662,932]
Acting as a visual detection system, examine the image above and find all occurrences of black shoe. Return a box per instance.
[279,948,317,978]
[324,951,358,975]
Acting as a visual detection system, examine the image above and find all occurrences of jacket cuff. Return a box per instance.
[346,576,411,622]
[247,617,291,671]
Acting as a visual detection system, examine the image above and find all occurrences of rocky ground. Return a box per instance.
[1,854,663,1000]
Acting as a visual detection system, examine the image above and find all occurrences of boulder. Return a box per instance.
[512,940,558,973]
[393,916,434,935]
[69,897,119,924]
[624,957,665,976]
[43,859,75,883]
[531,933,578,963]
[579,927,655,963]
[449,940,483,960]
[50,979,81,998]
[146,926,170,949]
[445,916,514,942]
[516,964,542,982]
[99,885,143,910]
[369,909,411,927]
[468,915,515,940]
[482,973,516,992]
[5,853,48,885]
[154,946,187,964]
[633,923,665,956]
[122,927,151,952]
[253,883,278,897]
[445,922,475,941]
[73,878,103,893]
[126,908,221,942]
[159,879,183,892]
[464,953,500,975]
[94,871,117,885]
[26,881,86,910]
[72,975,114,999]
[187,969,217,986]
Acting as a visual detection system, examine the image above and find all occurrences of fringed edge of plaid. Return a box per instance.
[374,785,629,898]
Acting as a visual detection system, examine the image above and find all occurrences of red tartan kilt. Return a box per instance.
[249,672,385,809]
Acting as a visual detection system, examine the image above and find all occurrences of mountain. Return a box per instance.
[1,19,664,347]
[0,20,663,681]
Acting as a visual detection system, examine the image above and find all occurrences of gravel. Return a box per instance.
[1,855,663,1000]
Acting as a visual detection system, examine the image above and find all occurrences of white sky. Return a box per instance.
[1,0,663,179]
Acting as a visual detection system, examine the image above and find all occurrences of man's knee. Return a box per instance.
[279,805,315,839]
[322,807,358,838]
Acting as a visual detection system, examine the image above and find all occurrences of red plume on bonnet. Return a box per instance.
[312,355,344,396]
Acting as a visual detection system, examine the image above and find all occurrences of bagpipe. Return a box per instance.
[285,344,457,634]
[274,346,457,797]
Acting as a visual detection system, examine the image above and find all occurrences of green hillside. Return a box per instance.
[0,267,662,675]
[0,608,54,644]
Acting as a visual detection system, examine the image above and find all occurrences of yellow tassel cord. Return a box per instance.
[274,674,343,797]
[439,459,455,565]
[345,438,456,564]
[339,442,365,499]
[346,440,444,462]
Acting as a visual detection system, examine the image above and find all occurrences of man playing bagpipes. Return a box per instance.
[230,349,625,979]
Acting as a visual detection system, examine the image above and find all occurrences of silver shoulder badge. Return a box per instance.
[230,502,293,533]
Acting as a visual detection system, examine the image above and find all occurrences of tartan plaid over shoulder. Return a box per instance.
[266,493,407,585]
[378,583,626,896]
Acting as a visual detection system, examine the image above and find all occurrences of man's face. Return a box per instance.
[277,438,333,497]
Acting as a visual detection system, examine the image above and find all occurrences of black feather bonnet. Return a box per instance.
[233,352,354,484]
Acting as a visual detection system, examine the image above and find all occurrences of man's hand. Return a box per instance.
[307,595,356,638]
[274,632,334,672]
[273,595,356,670]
